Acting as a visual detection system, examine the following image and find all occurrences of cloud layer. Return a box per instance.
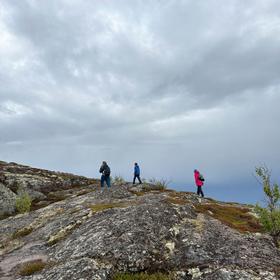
[1,0,280,203]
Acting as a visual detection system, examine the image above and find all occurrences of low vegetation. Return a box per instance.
[166,196,187,205]
[76,189,93,196]
[47,191,69,202]
[113,175,126,185]
[195,203,262,233]
[255,166,280,247]
[129,190,146,196]
[274,266,280,278]
[90,202,131,213]
[130,184,175,197]
[15,191,32,214]
[138,178,170,192]
[113,272,171,280]
[12,226,33,239]
[18,260,46,276]
[148,178,170,190]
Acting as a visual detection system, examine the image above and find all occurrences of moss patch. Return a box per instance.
[129,187,175,197]
[113,272,171,280]
[18,260,46,276]
[195,203,263,233]
[129,190,146,196]
[166,197,187,205]
[165,191,191,205]
[90,202,131,212]
[167,191,183,197]
[47,191,69,202]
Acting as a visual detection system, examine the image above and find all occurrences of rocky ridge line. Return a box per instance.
[0,162,279,280]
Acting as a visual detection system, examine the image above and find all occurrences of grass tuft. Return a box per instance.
[195,203,263,233]
[113,175,126,185]
[148,178,170,190]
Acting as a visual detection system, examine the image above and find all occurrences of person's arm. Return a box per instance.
[99,166,104,173]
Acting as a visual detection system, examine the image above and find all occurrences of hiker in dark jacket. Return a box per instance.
[133,162,142,184]
[194,169,204,197]
[99,161,111,189]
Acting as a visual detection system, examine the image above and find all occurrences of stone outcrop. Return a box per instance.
[0,161,95,218]
[0,183,17,218]
[0,163,279,280]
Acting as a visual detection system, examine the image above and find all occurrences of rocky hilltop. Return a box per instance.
[0,162,280,280]
[0,161,96,218]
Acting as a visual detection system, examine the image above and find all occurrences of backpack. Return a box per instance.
[199,174,205,181]
[104,166,111,176]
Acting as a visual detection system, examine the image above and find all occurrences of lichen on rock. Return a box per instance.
[0,162,279,280]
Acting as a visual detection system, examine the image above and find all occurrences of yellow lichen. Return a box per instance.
[47,221,82,246]
[12,226,33,239]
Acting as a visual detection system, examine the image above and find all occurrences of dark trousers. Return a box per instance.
[133,174,142,184]
[197,186,204,197]
[101,175,111,188]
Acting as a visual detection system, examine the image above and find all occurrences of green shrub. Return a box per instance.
[113,272,171,280]
[15,192,32,214]
[255,166,280,247]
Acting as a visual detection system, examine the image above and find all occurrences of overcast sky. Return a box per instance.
[0,0,280,203]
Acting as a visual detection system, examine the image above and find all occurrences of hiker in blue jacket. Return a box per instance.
[133,162,142,184]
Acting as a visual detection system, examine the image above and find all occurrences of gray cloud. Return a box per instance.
[0,0,280,203]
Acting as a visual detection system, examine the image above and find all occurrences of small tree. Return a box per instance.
[15,191,32,214]
[255,166,280,247]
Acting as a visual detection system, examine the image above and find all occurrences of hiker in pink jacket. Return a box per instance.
[194,169,204,197]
